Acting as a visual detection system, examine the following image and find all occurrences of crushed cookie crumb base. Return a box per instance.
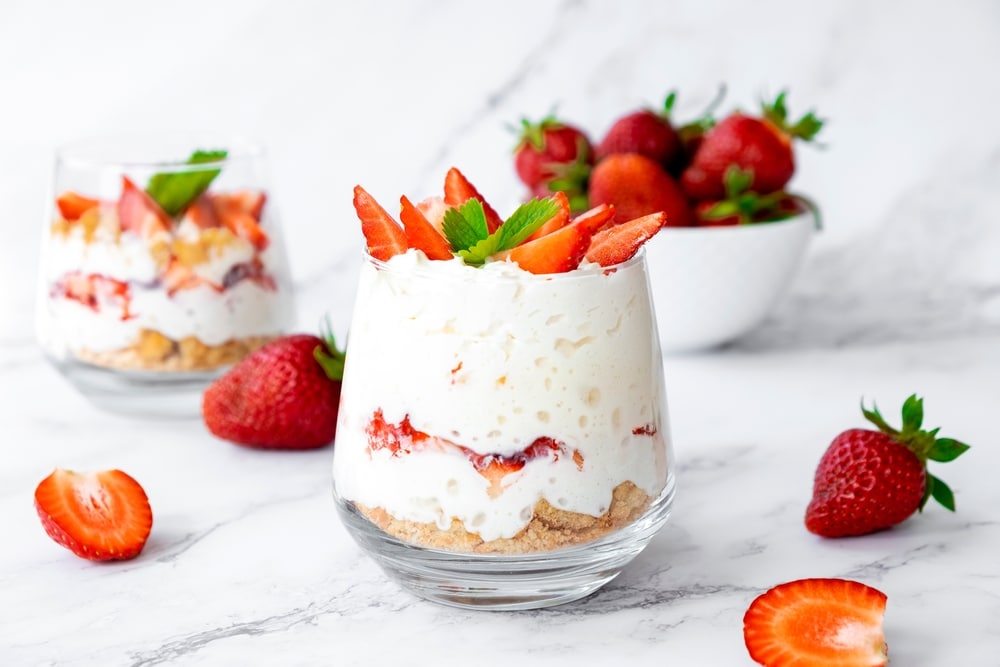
[74,330,276,371]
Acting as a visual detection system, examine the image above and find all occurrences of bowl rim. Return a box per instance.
[658,210,817,236]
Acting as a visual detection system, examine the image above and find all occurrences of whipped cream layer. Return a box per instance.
[38,213,292,356]
[333,251,672,542]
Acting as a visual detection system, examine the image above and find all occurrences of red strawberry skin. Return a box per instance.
[806,428,927,538]
[681,114,794,201]
[589,153,693,227]
[514,122,592,189]
[595,110,682,167]
[203,335,342,449]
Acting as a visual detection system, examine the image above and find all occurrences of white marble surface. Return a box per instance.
[2,0,999,664]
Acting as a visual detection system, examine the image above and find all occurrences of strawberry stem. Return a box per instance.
[315,319,346,381]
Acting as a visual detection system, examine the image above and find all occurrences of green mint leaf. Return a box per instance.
[457,235,503,266]
[495,197,560,251]
[459,199,489,239]
[900,394,924,432]
[927,473,957,511]
[146,149,227,217]
[441,204,486,252]
[927,437,971,463]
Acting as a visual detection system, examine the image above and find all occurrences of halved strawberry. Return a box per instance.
[417,196,449,234]
[443,167,503,234]
[184,194,221,229]
[570,203,616,235]
[118,176,171,237]
[500,221,590,274]
[399,195,454,260]
[525,191,571,242]
[213,190,267,221]
[213,195,269,250]
[744,578,888,667]
[56,191,100,222]
[353,185,408,261]
[584,211,666,267]
[34,468,153,561]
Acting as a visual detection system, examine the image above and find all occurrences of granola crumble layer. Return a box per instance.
[359,480,652,555]
[74,329,275,372]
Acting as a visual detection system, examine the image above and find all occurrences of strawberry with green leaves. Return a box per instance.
[805,394,971,538]
[514,115,593,211]
[681,91,823,201]
[203,332,346,449]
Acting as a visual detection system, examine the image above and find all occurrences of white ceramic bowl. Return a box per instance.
[645,213,815,353]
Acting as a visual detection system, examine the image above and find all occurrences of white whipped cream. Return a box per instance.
[333,250,672,542]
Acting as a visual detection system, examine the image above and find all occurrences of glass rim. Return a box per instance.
[54,133,266,172]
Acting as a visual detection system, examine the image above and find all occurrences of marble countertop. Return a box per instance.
[2,1,999,665]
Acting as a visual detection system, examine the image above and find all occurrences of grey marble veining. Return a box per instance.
[2,0,999,665]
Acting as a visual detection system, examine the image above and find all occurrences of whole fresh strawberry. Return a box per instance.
[513,115,592,210]
[805,394,971,538]
[588,153,694,227]
[681,91,823,201]
[595,92,683,168]
[203,333,345,449]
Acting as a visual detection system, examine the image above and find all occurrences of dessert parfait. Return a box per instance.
[332,168,676,607]
[37,141,293,412]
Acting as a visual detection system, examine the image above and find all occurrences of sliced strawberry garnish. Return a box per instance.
[184,194,221,229]
[54,272,133,319]
[213,195,269,250]
[416,196,449,234]
[399,195,454,260]
[353,185,408,261]
[744,578,888,667]
[584,211,666,267]
[213,190,267,221]
[443,167,503,234]
[525,191,571,242]
[501,221,590,274]
[163,259,217,295]
[118,176,171,237]
[34,468,153,561]
[56,191,100,222]
[569,203,616,235]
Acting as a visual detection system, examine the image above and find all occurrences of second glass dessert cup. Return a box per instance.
[332,250,676,609]
[36,136,294,418]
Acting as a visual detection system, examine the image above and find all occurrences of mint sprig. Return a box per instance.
[146,149,228,217]
[442,197,559,266]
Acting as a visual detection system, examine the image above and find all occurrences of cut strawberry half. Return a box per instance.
[213,195,269,250]
[213,189,267,221]
[416,196,449,234]
[185,194,221,229]
[118,176,171,237]
[353,185,408,261]
[34,468,153,562]
[570,203,616,235]
[443,167,503,234]
[525,191,571,242]
[584,211,666,267]
[500,221,591,274]
[399,195,454,260]
[743,578,888,667]
[56,191,100,221]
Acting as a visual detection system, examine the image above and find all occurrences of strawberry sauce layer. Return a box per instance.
[366,408,585,497]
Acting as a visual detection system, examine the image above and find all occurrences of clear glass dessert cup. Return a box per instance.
[36,135,294,418]
[332,250,676,609]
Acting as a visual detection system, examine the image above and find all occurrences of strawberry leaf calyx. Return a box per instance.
[315,323,346,382]
[762,91,824,142]
[862,394,971,512]
[515,114,563,151]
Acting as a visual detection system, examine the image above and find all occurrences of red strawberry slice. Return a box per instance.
[416,196,449,234]
[163,258,217,295]
[443,167,503,233]
[213,190,267,221]
[185,194,221,229]
[500,221,590,274]
[399,195,454,260]
[584,211,666,267]
[56,191,100,221]
[743,578,888,667]
[34,468,153,561]
[213,194,269,250]
[525,191,571,242]
[353,185,408,261]
[570,203,616,235]
[118,176,171,237]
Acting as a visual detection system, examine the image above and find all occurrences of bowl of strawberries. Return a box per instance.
[513,90,823,352]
